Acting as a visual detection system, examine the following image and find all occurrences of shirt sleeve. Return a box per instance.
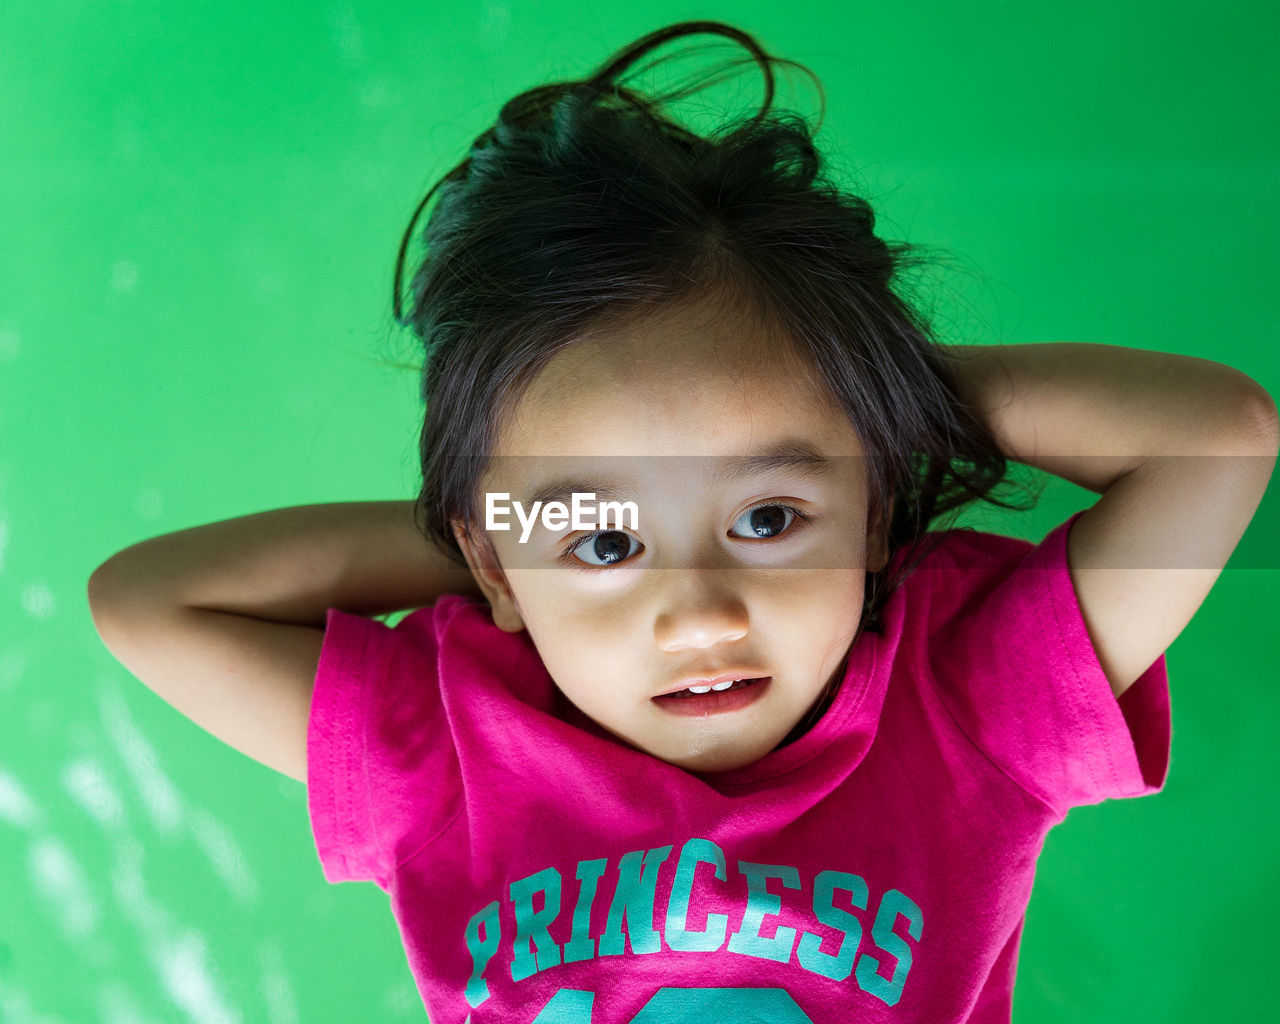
[306,604,462,889]
[925,510,1172,820]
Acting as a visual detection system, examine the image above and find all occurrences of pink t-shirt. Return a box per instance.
[306,510,1171,1023]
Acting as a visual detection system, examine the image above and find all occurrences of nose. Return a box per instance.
[653,571,750,652]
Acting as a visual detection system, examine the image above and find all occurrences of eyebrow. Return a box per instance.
[522,437,839,510]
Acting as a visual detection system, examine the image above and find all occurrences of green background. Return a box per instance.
[4,1,1278,1020]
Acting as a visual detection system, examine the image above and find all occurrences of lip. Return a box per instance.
[652,676,771,716]
[656,671,769,697]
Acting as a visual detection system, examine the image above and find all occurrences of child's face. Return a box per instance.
[452,299,892,774]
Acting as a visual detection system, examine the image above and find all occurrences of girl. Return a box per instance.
[88,19,1277,1023]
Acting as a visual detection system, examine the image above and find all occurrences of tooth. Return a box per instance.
[710,680,734,691]
[687,685,712,694]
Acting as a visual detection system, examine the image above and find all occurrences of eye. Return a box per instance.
[729,502,811,540]
[557,502,813,571]
[562,530,640,568]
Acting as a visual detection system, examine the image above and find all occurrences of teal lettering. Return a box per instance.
[726,862,801,963]
[530,987,813,1022]
[856,889,923,1006]
[510,867,563,982]
[632,987,813,1021]
[796,869,867,981]
[599,845,674,956]
[531,988,595,1023]
[564,857,608,963]
[665,838,729,952]
[463,900,501,1007]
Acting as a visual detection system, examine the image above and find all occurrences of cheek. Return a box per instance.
[522,614,618,701]
[772,568,864,608]
[773,575,866,653]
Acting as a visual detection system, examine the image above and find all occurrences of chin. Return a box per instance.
[662,741,770,775]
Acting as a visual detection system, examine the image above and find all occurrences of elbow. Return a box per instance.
[1238,379,1280,455]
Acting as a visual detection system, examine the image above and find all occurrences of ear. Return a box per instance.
[450,518,527,633]
[867,493,896,574]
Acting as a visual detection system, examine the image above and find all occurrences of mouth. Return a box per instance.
[651,676,771,716]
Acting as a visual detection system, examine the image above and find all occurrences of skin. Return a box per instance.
[451,296,894,774]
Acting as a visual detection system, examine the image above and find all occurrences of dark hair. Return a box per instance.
[392,19,1040,643]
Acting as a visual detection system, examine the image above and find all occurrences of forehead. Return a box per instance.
[497,299,860,460]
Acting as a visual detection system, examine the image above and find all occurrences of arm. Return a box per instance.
[943,342,1279,699]
[90,500,484,626]
[87,501,484,782]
